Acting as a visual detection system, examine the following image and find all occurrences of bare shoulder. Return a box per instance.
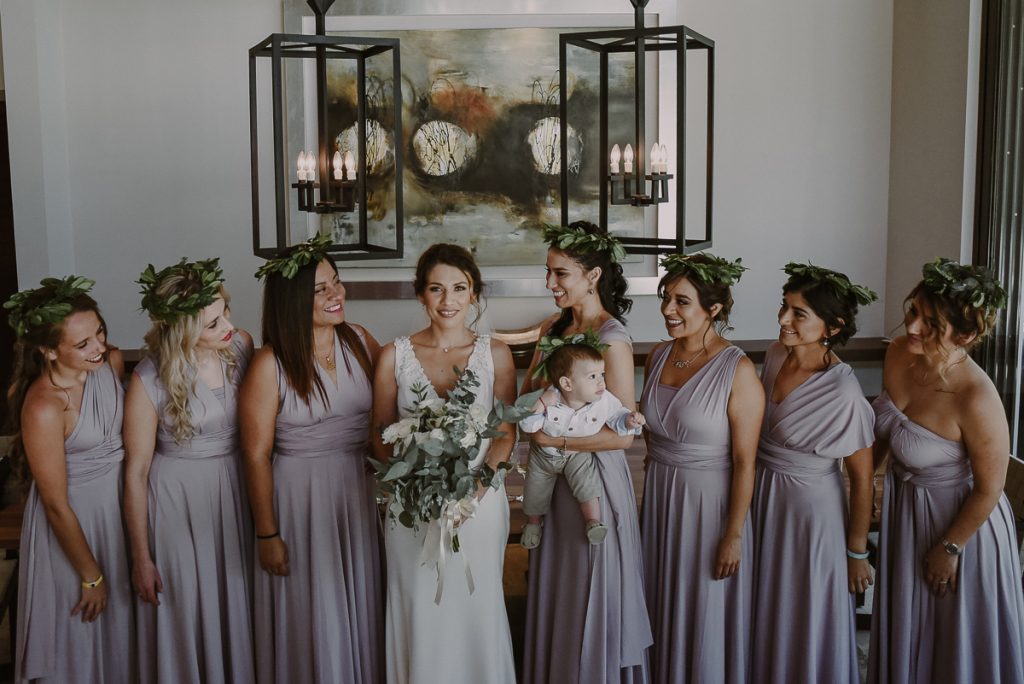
[247,345,278,378]
[235,328,254,348]
[107,348,125,377]
[347,322,368,338]
[22,381,66,431]
[377,340,396,362]
[734,353,758,379]
[489,336,512,356]
[960,363,1002,416]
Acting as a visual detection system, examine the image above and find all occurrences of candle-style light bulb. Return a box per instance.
[610,144,621,174]
[344,150,356,178]
[660,143,669,173]
[623,144,634,174]
[650,143,660,174]
[304,152,316,180]
[333,151,343,180]
[297,151,307,181]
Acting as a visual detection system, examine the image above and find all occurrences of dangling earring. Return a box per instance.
[587,287,595,295]
[822,336,831,348]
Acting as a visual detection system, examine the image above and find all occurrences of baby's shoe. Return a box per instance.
[586,520,608,545]
[521,522,543,550]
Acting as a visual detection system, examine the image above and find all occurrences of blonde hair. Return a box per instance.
[142,279,237,444]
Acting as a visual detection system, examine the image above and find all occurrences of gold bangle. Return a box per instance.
[81,574,104,589]
[561,436,568,453]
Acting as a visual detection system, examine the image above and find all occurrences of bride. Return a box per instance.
[371,243,518,684]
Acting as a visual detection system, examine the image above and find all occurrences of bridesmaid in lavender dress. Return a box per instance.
[241,237,383,684]
[639,253,762,684]
[522,221,652,684]
[5,276,135,683]
[750,263,878,684]
[868,259,1024,683]
[123,259,255,682]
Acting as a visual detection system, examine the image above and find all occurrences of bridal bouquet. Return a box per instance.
[372,367,540,602]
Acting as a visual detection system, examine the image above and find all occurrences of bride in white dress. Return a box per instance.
[371,244,518,684]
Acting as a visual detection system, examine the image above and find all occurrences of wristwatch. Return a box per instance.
[942,539,964,556]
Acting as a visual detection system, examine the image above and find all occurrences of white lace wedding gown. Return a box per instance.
[384,335,517,684]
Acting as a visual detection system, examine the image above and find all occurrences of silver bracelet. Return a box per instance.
[846,548,870,560]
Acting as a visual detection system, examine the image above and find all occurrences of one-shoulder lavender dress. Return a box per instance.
[134,334,255,682]
[254,332,384,684]
[640,344,752,684]
[868,391,1024,683]
[750,342,873,684]
[16,362,136,683]
[524,318,653,684]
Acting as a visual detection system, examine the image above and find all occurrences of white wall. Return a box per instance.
[4,0,896,348]
[883,0,981,331]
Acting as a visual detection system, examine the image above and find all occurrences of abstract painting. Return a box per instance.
[301,15,653,269]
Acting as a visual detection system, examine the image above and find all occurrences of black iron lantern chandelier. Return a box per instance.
[249,0,404,259]
[559,0,714,255]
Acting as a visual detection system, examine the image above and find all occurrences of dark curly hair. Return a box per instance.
[658,256,735,334]
[782,271,861,351]
[548,221,632,336]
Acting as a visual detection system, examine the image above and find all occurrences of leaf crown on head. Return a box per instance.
[255,233,333,281]
[921,257,1007,314]
[531,329,610,379]
[138,258,225,323]
[783,262,878,307]
[3,275,96,338]
[542,223,627,264]
[660,252,747,286]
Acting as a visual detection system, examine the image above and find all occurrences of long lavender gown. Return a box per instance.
[868,391,1024,683]
[750,342,873,684]
[640,344,752,684]
[254,332,384,684]
[134,334,255,682]
[524,318,653,684]
[15,362,135,683]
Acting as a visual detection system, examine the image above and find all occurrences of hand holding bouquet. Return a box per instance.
[371,367,540,602]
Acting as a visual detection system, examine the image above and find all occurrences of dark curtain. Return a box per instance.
[974,0,1024,453]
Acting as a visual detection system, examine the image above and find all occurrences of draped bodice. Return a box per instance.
[64,362,125,483]
[640,343,744,469]
[394,334,493,468]
[136,334,252,458]
[873,391,972,487]
[274,331,373,458]
[758,342,873,476]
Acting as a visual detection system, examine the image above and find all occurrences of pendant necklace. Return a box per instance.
[673,344,705,369]
[316,344,335,371]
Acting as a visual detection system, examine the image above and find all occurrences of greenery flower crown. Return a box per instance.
[255,233,333,281]
[138,258,225,323]
[3,275,96,338]
[921,257,1007,313]
[783,262,878,306]
[531,329,611,379]
[660,252,747,286]
[542,223,627,264]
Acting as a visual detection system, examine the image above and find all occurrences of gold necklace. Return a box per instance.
[672,343,706,369]
[315,345,335,370]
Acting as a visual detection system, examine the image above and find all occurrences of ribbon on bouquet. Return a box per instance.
[419,496,479,605]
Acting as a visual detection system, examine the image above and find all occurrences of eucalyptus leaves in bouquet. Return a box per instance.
[372,367,541,542]
[372,367,541,603]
